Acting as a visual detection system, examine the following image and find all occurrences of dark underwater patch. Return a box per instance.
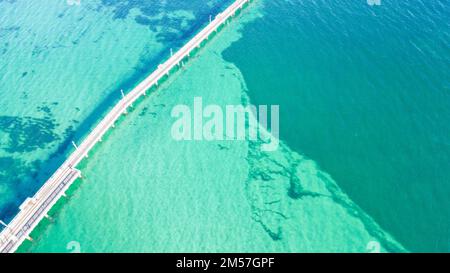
[0,26,20,39]
[0,26,20,53]
[98,0,234,44]
[0,116,60,153]
[31,45,48,57]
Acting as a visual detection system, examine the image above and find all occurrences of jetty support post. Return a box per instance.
[72,141,79,151]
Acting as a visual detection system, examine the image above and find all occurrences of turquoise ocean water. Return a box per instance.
[222,0,450,252]
[0,0,448,252]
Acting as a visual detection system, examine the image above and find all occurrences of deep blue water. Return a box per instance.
[223,0,450,252]
[0,0,232,223]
